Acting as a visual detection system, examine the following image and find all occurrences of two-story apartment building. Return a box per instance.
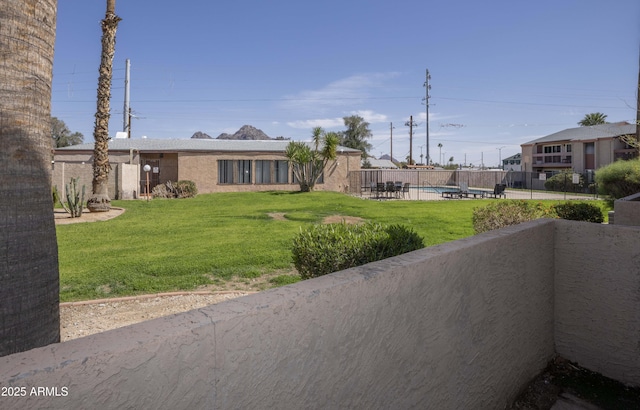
[521,122,637,175]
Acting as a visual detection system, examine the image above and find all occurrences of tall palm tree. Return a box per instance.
[87,0,121,212]
[578,112,608,127]
[0,0,60,356]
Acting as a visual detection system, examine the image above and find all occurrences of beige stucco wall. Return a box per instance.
[554,220,640,386]
[0,220,556,409]
[521,145,533,172]
[595,139,614,169]
[571,142,585,172]
[117,164,140,199]
[177,151,359,194]
[52,161,138,201]
[613,193,640,226]
[53,150,359,197]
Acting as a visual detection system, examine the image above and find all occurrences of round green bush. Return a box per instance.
[552,202,603,223]
[292,222,424,279]
[595,159,640,200]
[544,171,584,192]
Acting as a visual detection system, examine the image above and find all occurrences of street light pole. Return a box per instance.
[143,164,151,201]
[497,146,506,169]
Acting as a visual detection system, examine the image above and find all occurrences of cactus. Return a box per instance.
[60,177,85,218]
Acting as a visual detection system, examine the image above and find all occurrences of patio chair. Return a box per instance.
[369,182,377,198]
[394,181,403,198]
[401,182,410,198]
[441,188,462,199]
[375,182,385,198]
[486,183,507,199]
[385,181,395,198]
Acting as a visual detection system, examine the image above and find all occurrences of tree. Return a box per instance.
[286,127,339,192]
[340,115,373,159]
[52,117,84,147]
[87,0,121,212]
[578,112,608,126]
[0,0,60,356]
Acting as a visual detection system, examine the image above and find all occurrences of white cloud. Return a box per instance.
[281,72,400,112]
[287,118,344,129]
[350,110,388,123]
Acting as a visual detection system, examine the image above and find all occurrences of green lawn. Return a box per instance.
[56,191,605,302]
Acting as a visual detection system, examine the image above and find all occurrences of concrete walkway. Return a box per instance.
[363,187,598,202]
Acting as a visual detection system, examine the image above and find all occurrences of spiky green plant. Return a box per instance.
[60,177,85,218]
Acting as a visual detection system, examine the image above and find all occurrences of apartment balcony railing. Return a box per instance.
[533,154,572,166]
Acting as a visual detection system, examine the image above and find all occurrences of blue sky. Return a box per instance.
[52,0,640,167]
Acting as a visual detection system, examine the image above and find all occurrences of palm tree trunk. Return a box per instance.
[87,0,121,212]
[0,0,60,356]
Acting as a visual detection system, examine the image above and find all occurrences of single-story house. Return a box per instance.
[53,139,361,199]
[520,122,637,175]
[364,158,398,169]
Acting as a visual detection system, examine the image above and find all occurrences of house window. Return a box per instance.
[275,160,288,183]
[218,160,234,184]
[218,160,252,184]
[544,145,561,153]
[237,160,252,184]
[255,160,271,184]
[565,144,572,153]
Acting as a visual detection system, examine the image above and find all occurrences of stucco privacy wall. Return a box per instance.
[613,192,640,226]
[554,220,640,386]
[52,161,139,200]
[0,220,556,409]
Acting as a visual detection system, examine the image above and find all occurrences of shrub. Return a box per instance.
[552,202,603,223]
[292,222,424,279]
[544,170,584,192]
[472,200,551,234]
[595,159,640,200]
[173,180,198,198]
[151,180,198,199]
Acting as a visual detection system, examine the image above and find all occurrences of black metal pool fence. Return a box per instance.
[347,169,599,200]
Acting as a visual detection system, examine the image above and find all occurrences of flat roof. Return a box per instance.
[56,138,361,154]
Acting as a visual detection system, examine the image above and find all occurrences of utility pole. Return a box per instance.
[497,146,506,169]
[123,58,130,137]
[423,69,431,165]
[390,122,394,163]
[405,116,418,165]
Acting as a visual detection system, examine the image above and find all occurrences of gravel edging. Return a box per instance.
[60,291,253,341]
